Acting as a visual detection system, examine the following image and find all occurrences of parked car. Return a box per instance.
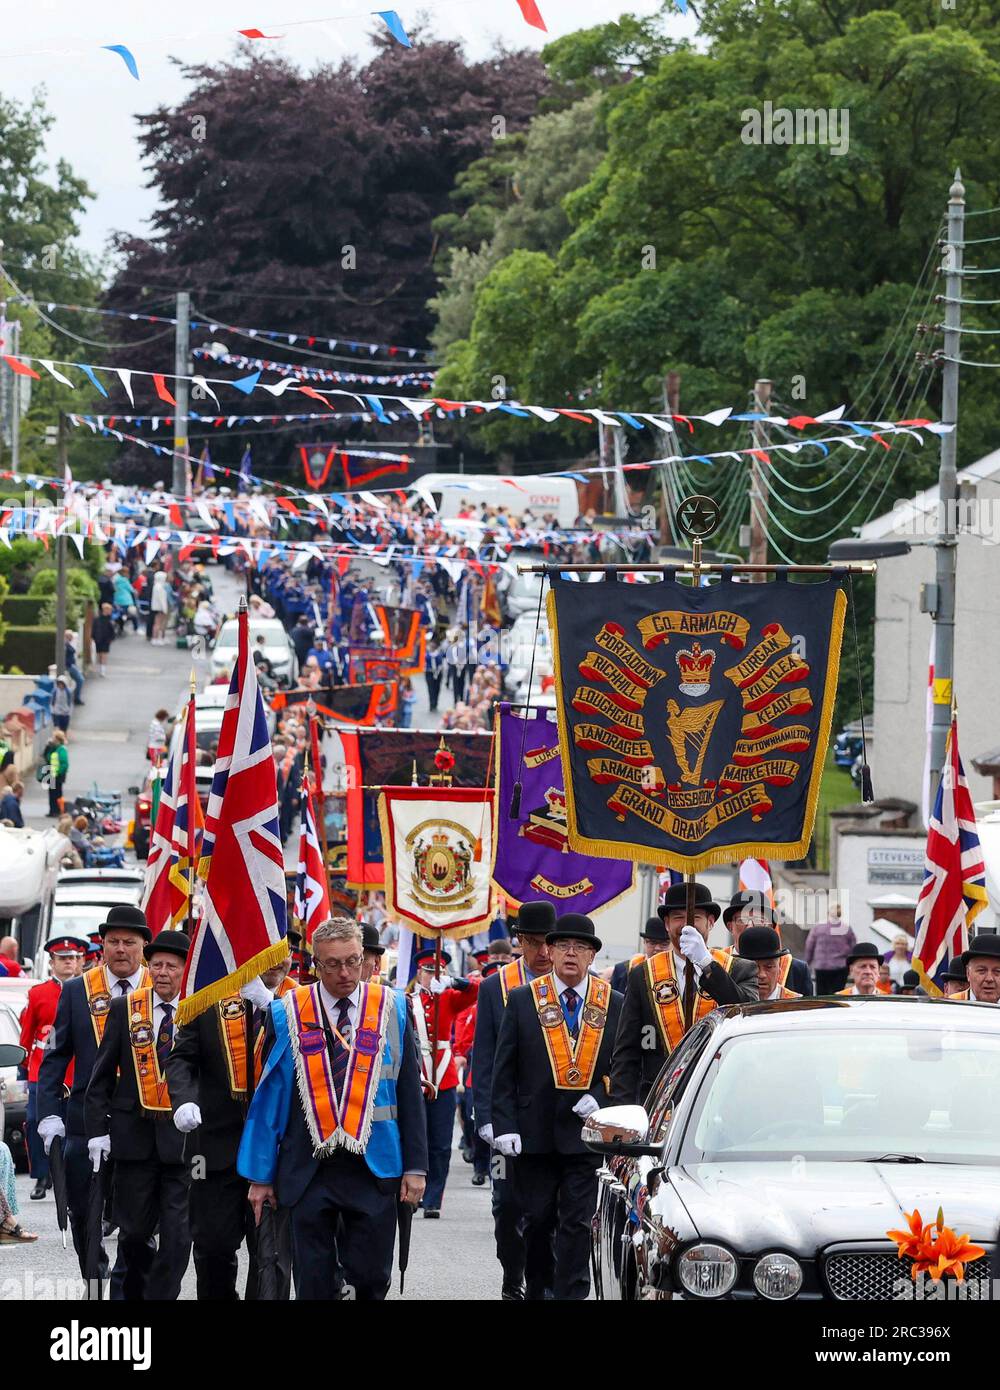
[209,617,297,686]
[0,1004,28,1171]
[585,997,1000,1301]
[834,722,873,769]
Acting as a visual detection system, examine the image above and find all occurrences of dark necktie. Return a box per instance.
[117,979,130,997]
[330,997,352,1105]
[682,961,695,1033]
[156,1003,174,1067]
[563,988,580,1039]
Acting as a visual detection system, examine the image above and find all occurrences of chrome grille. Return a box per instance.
[825,1251,993,1301]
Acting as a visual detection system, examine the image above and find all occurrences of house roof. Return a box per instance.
[858,445,1000,541]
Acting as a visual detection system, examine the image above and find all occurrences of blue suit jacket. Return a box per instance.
[37,974,103,1136]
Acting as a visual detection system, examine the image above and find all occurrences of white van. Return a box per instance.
[413,473,581,529]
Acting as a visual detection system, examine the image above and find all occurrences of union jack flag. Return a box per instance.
[177,606,288,1024]
[912,716,989,994]
[167,691,205,928]
[140,737,181,938]
[294,776,330,948]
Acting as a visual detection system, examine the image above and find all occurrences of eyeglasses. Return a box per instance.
[315,955,363,972]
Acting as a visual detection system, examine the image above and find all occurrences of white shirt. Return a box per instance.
[671,949,703,982]
[553,972,587,1000]
[110,968,146,998]
[765,984,782,1001]
[153,992,180,1034]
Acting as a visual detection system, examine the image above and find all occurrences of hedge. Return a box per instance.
[2,596,47,626]
[0,626,57,675]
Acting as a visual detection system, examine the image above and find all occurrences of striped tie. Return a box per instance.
[330,997,352,1106]
[156,1003,174,1067]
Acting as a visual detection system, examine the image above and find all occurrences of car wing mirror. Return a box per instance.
[582,1104,662,1157]
[0,1043,27,1069]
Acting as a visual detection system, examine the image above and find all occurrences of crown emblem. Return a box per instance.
[676,642,715,696]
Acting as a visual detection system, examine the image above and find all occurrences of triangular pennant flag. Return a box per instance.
[116,368,135,404]
[230,371,262,395]
[191,375,220,405]
[76,363,108,397]
[513,0,547,30]
[152,374,177,406]
[39,360,75,388]
[68,533,86,560]
[375,10,412,46]
[102,43,140,80]
[3,356,40,378]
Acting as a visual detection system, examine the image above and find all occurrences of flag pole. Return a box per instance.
[186,669,197,938]
[307,699,332,899]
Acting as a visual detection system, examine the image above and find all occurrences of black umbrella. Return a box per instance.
[396,1197,413,1295]
[48,1136,68,1251]
[84,1159,112,1289]
[253,1202,279,1301]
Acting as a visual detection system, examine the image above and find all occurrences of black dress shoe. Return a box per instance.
[471,1172,487,1186]
[30,1179,47,1200]
[501,1283,525,1301]
[423,1207,441,1219]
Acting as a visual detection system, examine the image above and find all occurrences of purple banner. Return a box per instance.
[493,706,634,914]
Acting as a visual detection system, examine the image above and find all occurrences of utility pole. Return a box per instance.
[9,320,20,474]
[173,290,191,498]
[748,378,772,580]
[929,170,965,784]
[659,372,681,545]
[55,412,67,676]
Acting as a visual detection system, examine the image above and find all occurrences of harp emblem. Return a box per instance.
[666,698,723,786]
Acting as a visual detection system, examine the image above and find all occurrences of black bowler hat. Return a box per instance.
[942,959,968,983]
[361,922,385,956]
[100,904,152,942]
[658,881,721,922]
[545,912,602,952]
[45,934,88,956]
[514,901,556,937]
[846,941,881,967]
[736,926,784,961]
[144,930,190,962]
[723,890,778,927]
[962,932,1000,967]
[414,945,452,967]
[901,970,921,990]
[639,915,668,943]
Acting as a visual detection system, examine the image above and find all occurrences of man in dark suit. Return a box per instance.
[36,904,153,1292]
[472,900,554,1300]
[86,931,193,1301]
[721,890,813,996]
[609,917,669,994]
[166,953,294,1300]
[238,918,427,1300]
[491,912,622,1301]
[610,881,759,1106]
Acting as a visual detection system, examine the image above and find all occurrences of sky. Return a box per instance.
[1,0,692,266]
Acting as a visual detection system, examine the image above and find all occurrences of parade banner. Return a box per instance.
[270,682,385,726]
[341,728,493,888]
[377,786,496,938]
[547,573,848,871]
[492,706,634,913]
[374,604,426,675]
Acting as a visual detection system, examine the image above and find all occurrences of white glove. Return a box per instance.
[38,1115,65,1154]
[240,977,274,1010]
[477,1123,494,1144]
[572,1094,600,1119]
[679,925,712,971]
[428,975,450,995]
[88,1135,111,1172]
[494,1133,522,1157]
[173,1102,202,1133]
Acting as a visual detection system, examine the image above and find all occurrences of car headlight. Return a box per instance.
[676,1243,739,1298]
[753,1252,803,1300]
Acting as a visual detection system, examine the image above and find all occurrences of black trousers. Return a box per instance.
[190,1165,292,1301]
[515,1152,599,1301]
[425,673,442,711]
[290,1152,397,1300]
[815,967,848,995]
[113,1157,192,1300]
[491,1166,533,1293]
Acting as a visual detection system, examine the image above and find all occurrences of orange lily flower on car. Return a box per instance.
[925,1228,986,1284]
[886,1209,929,1264]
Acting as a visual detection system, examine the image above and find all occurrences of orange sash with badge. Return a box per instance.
[498,957,527,1006]
[646,949,734,1053]
[530,974,610,1090]
[287,981,389,1155]
[127,988,172,1112]
[84,963,151,1045]
[216,996,267,1097]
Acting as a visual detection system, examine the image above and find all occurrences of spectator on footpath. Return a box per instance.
[64,630,85,707]
[112,570,139,631]
[150,568,171,645]
[0,780,24,828]
[91,602,116,677]
[147,709,171,762]
[0,1140,37,1242]
[0,937,24,976]
[883,932,914,989]
[43,729,69,818]
[804,903,856,994]
[51,677,72,733]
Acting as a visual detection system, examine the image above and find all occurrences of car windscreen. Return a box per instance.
[680,1027,1000,1165]
[48,905,115,938]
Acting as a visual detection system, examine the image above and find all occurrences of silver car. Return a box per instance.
[584,997,1000,1301]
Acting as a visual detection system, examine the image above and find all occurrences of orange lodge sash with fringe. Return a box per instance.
[127,988,172,1112]
[287,981,389,1157]
[646,948,734,1053]
[216,997,268,1097]
[530,974,610,1090]
[84,964,151,1045]
[498,958,527,1006]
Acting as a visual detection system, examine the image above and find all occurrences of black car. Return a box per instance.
[585,997,1000,1301]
